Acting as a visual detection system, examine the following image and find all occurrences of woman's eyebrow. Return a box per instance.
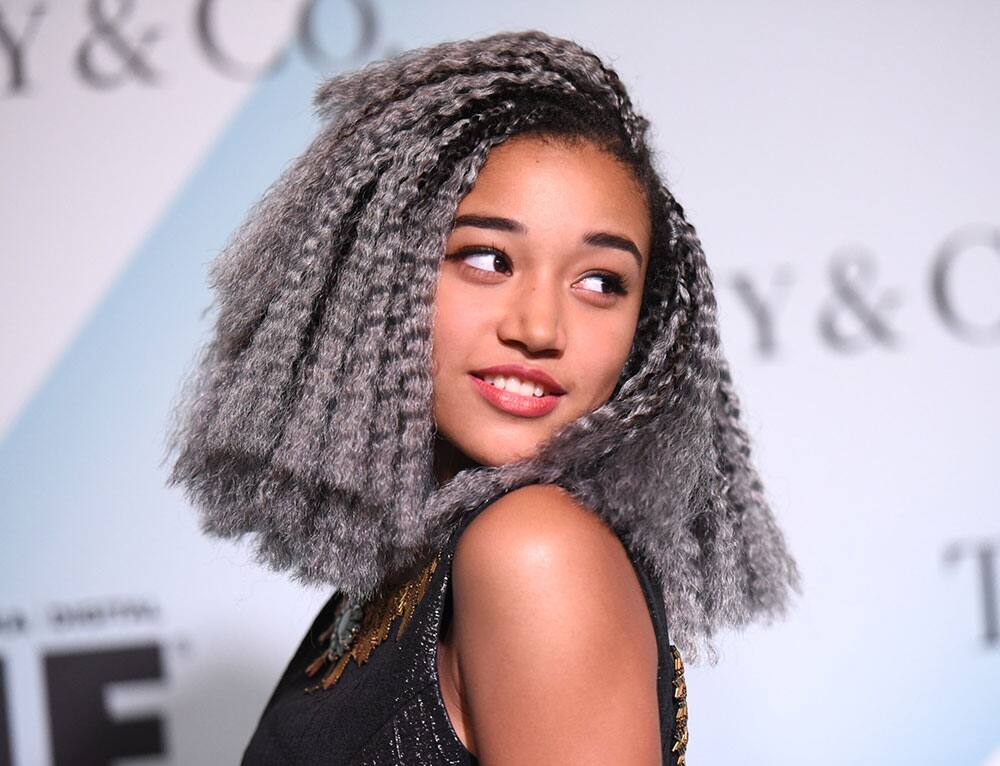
[451,213,643,268]
[451,214,526,234]
[582,231,643,268]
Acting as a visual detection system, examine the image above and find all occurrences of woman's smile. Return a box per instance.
[468,372,564,417]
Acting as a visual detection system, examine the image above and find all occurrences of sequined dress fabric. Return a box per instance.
[242,491,686,765]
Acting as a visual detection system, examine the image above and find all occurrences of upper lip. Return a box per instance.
[471,364,567,395]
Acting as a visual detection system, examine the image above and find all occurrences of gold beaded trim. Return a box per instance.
[669,644,688,764]
[304,554,440,692]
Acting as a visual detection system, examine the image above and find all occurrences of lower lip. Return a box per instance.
[469,374,562,417]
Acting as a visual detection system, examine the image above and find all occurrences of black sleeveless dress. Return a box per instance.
[242,490,689,765]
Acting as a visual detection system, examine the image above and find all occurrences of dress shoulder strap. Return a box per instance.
[618,537,689,765]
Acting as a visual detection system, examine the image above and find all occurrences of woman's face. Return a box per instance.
[431,134,652,470]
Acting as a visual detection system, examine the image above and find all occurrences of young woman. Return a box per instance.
[165,29,800,765]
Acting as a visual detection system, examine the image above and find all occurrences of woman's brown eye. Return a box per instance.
[578,272,629,296]
[463,252,505,273]
[449,246,511,275]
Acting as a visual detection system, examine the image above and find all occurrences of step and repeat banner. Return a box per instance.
[1,1,997,764]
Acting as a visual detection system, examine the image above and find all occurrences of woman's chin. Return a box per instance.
[470,441,543,468]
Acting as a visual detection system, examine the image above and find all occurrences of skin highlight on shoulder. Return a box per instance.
[441,483,661,765]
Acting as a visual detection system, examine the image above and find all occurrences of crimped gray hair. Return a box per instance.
[164,29,800,663]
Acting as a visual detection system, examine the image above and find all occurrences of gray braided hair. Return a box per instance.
[164,29,801,663]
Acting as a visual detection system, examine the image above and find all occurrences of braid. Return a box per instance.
[165,29,800,662]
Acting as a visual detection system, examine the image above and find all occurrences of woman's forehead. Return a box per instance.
[453,136,652,258]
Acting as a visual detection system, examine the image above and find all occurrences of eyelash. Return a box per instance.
[445,245,631,297]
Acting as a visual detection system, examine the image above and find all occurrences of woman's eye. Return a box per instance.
[448,247,511,275]
[577,272,628,296]
[463,251,506,273]
[446,247,628,298]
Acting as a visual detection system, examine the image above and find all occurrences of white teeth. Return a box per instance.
[482,374,549,397]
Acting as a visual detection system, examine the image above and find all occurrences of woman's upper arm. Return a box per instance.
[450,484,662,766]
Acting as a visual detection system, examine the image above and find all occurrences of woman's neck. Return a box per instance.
[433,434,481,486]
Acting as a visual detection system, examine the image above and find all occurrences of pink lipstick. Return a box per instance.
[468,373,563,417]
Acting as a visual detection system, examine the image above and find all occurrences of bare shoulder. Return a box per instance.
[450,483,661,764]
[455,483,651,606]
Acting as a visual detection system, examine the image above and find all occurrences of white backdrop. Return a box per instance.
[2,1,998,763]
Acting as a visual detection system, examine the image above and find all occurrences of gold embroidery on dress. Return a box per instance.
[304,554,440,692]
[669,644,689,764]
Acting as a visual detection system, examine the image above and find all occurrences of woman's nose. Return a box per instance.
[496,276,567,354]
